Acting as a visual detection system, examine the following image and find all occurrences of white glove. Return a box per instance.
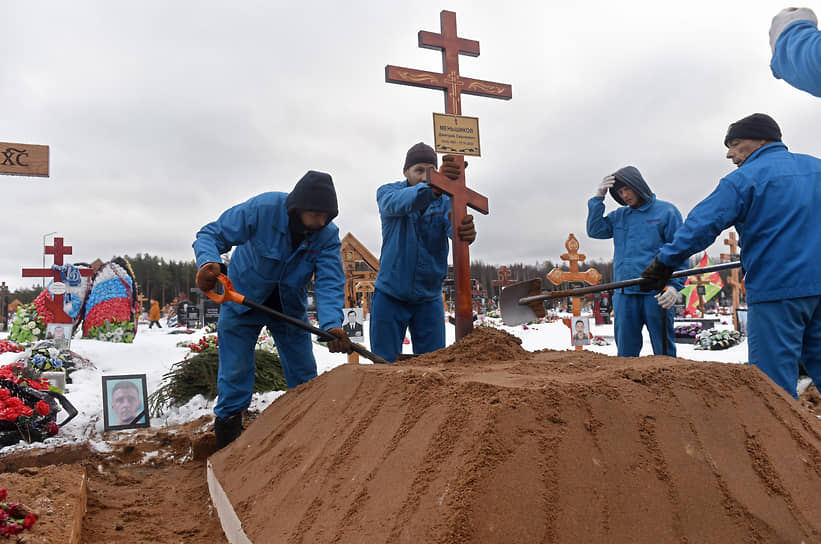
[770,7,818,52]
[596,175,616,198]
[655,286,679,310]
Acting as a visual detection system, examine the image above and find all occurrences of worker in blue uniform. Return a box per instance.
[587,165,685,357]
[370,143,476,363]
[642,113,821,399]
[194,170,351,448]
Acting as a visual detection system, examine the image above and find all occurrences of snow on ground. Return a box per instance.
[0,313,747,454]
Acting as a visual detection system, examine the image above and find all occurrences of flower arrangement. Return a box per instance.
[83,259,138,342]
[182,335,218,358]
[256,327,278,354]
[0,363,60,446]
[0,341,23,355]
[7,305,46,346]
[0,489,37,538]
[20,344,72,374]
[695,328,743,351]
[592,335,610,346]
[674,322,703,338]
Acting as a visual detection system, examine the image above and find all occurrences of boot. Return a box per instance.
[214,412,243,450]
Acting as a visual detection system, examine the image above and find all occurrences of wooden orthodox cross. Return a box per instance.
[491,266,513,288]
[687,274,713,316]
[720,230,744,330]
[21,237,93,323]
[546,234,601,351]
[386,10,512,341]
[340,233,379,364]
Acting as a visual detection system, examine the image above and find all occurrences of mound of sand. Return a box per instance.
[210,327,821,543]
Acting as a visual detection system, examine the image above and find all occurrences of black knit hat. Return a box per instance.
[724,113,782,147]
[403,142,438,170]
[286,170,338,221]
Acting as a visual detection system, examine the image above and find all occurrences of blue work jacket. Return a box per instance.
[587,194,685,294]
[658,143,821,304]
[375,181,452,302]
[193,192,345,330]
[771,20,821,97]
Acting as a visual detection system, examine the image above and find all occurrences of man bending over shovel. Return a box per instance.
[641,113,821,399]
[587,165,685,357]
[193,171,351,449]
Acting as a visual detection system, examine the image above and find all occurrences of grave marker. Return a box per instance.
[386,10,511,341]
[21,237,93,324]
[720,230,745,331]
[546,234,601,351]
[0,141,49,177]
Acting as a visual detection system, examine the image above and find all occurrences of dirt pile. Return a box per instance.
[211,327,821,543]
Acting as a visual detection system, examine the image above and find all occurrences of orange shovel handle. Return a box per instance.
[202,273,246,306]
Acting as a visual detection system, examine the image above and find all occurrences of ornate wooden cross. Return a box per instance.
[687,274,713,315]
[385,10,511,341]
[720,230,744,330]
[340,233,379,309]
[491,266,513,288]
[546,234,602,351]
[21,237,93,323]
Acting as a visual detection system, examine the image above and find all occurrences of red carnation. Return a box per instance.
[23,513,37,529]
[45,421,59,435]
[0,488,7,501]
[35,400,50,416]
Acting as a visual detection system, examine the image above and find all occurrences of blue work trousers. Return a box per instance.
[214,304,317,419]
[369,289,445,363]
[748,295,821,399]
[613,292,676,357]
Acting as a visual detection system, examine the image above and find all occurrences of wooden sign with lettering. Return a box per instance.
[1,142,49,177]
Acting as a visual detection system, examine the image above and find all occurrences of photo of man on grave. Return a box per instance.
[572,317,590,346]
[103,375,149,430]
[342,308,364,342]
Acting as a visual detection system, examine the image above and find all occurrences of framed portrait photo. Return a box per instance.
[46,322,72,351]
[571,316,591,346]
[342,307,365,343]
[102,374,150,431]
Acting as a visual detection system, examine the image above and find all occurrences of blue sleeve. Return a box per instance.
[377,183,440,217]
[192,198,258,269]
[771,20,821,97]
[662,205,687,291]
[657,180,743,268]
[586,197,614,239]
[313,234,345,331]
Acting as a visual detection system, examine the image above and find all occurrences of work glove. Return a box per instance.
[655,286,679,310]
[770,7,817,52]
[439,154,467,180]
[596,175,616,198]
[196,262,223,292]
[457,214,476,244]
[640,257,675,292]
[326,327,352,353]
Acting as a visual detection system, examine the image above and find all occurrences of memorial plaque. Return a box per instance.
[433,113,480,156]
[203,299,220,325]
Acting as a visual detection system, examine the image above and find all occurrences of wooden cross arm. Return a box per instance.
[427,169,489,215]
[460,76,512,100]
[385,65,445,90]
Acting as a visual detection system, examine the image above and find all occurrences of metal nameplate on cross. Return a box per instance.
[385,10,511,340]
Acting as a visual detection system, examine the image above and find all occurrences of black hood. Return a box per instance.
[286,170,339,221]
[609,166,653,207]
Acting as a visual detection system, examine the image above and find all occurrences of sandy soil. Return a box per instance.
[212,327,821,543]
[3,327,821,543]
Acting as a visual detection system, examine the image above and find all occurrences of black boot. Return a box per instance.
[214,412,243,450]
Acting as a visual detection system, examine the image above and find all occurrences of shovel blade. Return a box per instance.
[500,278,545,326]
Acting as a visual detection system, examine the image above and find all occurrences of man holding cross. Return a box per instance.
[641,113,821,399]
[587,165,685,357]
[370,143,476,363]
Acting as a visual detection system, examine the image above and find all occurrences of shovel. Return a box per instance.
[500,261,741,326]
[202,273,390,365]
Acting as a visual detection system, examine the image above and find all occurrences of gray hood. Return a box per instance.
[609,165,653,206]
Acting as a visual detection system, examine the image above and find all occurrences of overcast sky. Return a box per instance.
[3,1,819,290]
